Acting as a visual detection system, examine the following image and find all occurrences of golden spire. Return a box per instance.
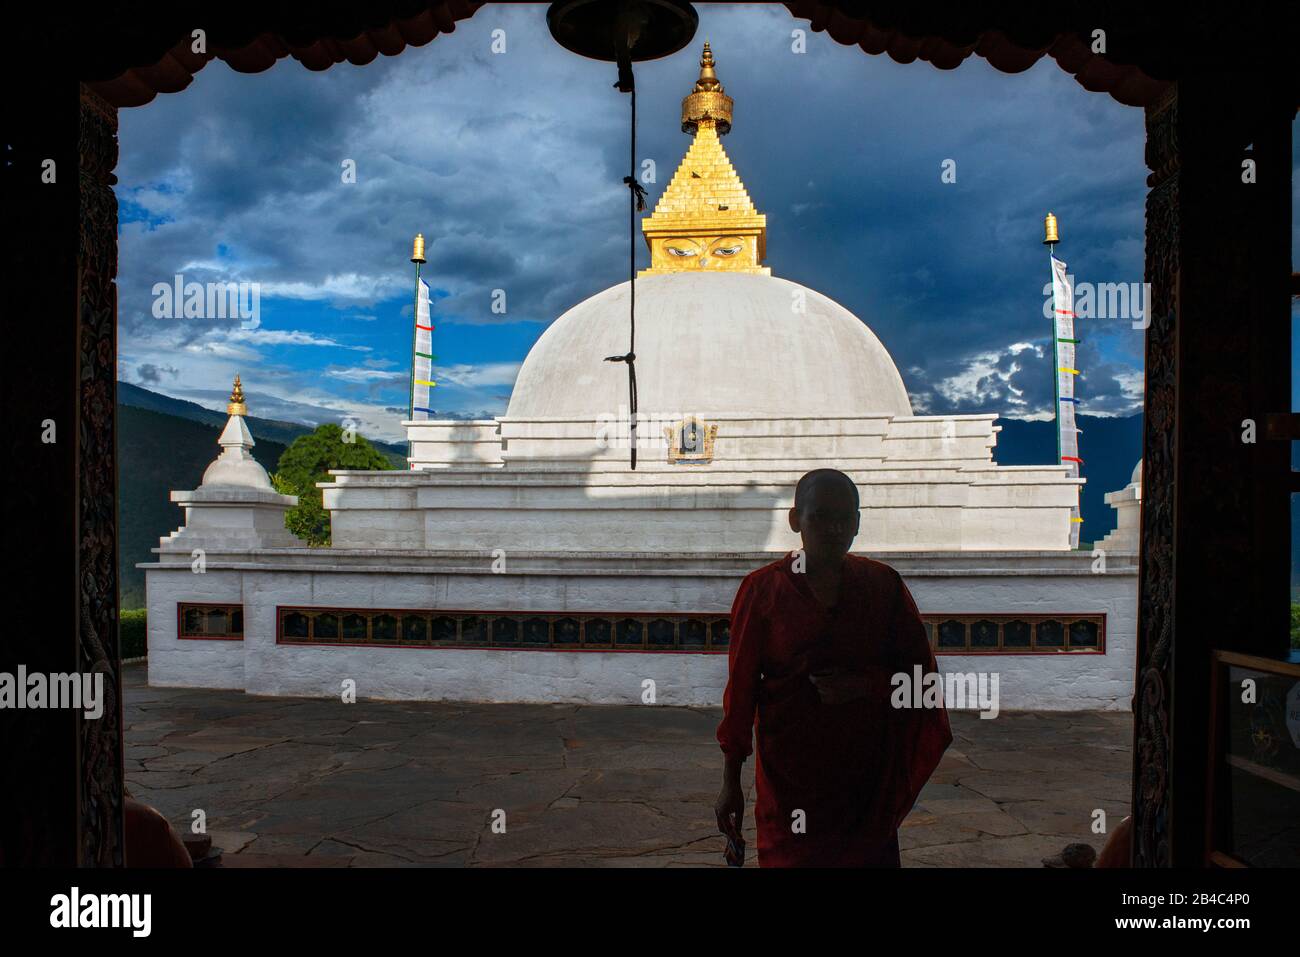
[641,43,768,277]
[681,41,732,134]
[227,375,247,416]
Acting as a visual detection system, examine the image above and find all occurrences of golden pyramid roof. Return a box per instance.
[640,43,769,277]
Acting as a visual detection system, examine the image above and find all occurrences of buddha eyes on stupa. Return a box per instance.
[666,245,696,257]
[712,244,742,256]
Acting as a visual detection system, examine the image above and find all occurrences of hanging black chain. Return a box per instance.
[604,57,639,470]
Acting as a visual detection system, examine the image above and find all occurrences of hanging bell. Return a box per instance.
[547,0,698,70]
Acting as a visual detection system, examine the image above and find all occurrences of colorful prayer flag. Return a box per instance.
[1051,256,1083,548]
[411,278,435,420]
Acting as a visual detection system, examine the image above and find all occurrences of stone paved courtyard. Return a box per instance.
[123,663,1132,867]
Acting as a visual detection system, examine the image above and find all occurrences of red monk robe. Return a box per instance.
[717,552,952,866]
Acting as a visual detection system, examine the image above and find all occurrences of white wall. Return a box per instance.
[913,573,1137,711]
[144,554,1137,711]
[147,569,245,690]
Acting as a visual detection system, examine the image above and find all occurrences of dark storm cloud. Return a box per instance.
[135,363,178,385]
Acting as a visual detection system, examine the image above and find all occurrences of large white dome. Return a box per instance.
[506,273,912,419]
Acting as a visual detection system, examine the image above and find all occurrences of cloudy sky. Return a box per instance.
[115,3,1175,443]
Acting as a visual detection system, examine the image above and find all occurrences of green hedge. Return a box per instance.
[120,608,147,659]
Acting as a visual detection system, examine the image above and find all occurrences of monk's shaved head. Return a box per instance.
[794,468,859,514]
[789,468,860,565]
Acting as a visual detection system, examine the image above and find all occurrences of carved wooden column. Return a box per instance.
[1133,84,1177,868]
[77,84,125,867]
[1134,79,1291,867]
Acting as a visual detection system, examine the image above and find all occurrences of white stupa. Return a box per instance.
[354,46,1078,553]
[159,376,303,555]
[143,45,1139,710]
[1096,459,1142,554]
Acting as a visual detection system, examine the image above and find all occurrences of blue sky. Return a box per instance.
[113,4,1297,443]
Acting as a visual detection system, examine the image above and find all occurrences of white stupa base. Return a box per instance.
[142,549,1138,711]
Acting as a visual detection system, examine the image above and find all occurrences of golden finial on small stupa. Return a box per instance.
[227,375,247,416]
[682,41,733,135]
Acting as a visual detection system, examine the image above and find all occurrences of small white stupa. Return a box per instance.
[159,375,305,559]
[1095,459,1142,554]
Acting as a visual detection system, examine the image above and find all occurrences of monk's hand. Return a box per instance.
[715,775,745,847]
[809,668,871,705]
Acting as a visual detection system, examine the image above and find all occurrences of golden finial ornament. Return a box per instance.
[681,41,733,135]
[227,375,247,416]
[1043,212,1060,245]
[411,233,427,264]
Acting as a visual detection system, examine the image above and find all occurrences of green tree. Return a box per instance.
[272,424,394,546]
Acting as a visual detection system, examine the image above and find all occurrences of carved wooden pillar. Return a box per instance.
[1134,79,1291,867]
[1133,85,1177,868]
[77,84,125,867]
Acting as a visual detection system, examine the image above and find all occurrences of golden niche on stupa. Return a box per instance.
[639,42,769,277]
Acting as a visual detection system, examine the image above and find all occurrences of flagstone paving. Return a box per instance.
[123,663,1131,867]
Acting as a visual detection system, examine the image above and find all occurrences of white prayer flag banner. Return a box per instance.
[411,278,434,420]
[1051,255,1082,547]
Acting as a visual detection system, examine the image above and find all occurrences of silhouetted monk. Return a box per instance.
[715,468,952,866]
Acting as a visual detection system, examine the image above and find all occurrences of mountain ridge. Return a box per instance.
[117,380,409,458]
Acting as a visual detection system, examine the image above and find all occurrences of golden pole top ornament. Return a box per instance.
[227,375,247,416]
[681,41,733,135]
[411,233,427,264]
[1043,211,1060,245]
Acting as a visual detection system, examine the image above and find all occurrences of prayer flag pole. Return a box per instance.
[408,233,429,470]
[1045,212,1084,548]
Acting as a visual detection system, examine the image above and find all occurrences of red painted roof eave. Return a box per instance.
[85,2,484,108]
[787,1,1172,108]
[85,1,1170,110]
